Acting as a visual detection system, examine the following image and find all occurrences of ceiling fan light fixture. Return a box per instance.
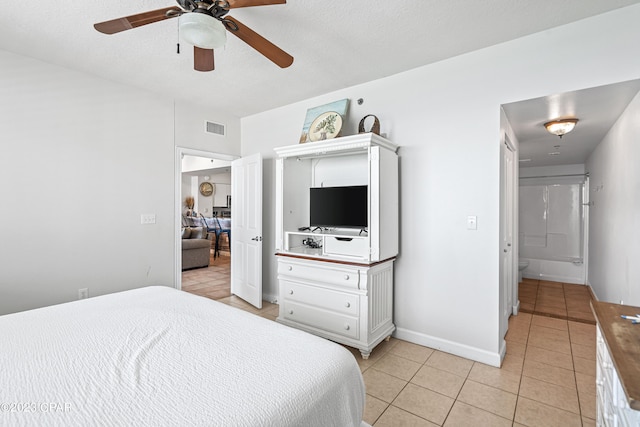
[179,13,226,49]
[544,118,578,138]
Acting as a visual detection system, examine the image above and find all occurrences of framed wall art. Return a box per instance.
[299,99,349,143]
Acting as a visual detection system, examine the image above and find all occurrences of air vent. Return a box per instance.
[205,121,226,136]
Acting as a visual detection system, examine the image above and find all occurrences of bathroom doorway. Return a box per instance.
[501,78,640,310]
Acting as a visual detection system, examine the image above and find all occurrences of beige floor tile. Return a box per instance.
[535,298,567,310]
[467,362,521,394]
[568,330,596,347]
[568,321,596,336]
[392,383,454,425]
[573,355,596,377]
[525,345,574,371]
[362,368,408,403]
[514,396,582,427]
[374,405,438,427]
[443,401,511,427]
[529,324,570,339]
[571,341,596,360]
[575,372,596,396]
[457,379,517,420]
[410,365,465,398]
[363,394,388,425]
[372,354,422,381]
[388,341,434,364]
[522,358,576,390]
[506,341,526,358]
[535,305,568,317]
[531,315,568,331]
[501,353,524,374]
[425,351,473,378]
[527,333,572,355]
[505,325,529,344]
[518,376,580,414]
[578,390,596,420]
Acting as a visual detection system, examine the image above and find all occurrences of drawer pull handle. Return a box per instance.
[345,302,351,308]
[289,290,294,295]
[288,266,293,271]
[344,324,350,331]
[344,275,350,280]
[288,309,294,315]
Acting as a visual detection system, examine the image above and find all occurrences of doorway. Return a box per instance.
[175,147,236,297]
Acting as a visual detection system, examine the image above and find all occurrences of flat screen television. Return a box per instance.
[310,185,368,229]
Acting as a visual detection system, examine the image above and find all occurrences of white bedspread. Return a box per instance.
[0,286,365,426]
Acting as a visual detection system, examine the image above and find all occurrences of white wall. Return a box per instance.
[241,5,640,365]
[0,50,240,315]
[586,90,640,306]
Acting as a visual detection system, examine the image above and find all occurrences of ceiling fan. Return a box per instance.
[94,0,293,72]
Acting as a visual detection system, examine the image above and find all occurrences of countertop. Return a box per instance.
[591,301,640,410]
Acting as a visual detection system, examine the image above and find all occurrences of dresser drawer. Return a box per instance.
[278,260,360,289]
[281,301,359,340]
[324,236,368,258]
[281,280,359,316]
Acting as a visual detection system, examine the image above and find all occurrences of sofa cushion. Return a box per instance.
[189,227,207,239]
[181,227,192,239]
[182,239,211,250]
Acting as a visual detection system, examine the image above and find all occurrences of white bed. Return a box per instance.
[0,286,367,426]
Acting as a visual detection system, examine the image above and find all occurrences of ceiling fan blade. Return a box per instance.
[224,16,293,68]
[228,0,286,8]
[194,47,215,72]
[94,7,181,35]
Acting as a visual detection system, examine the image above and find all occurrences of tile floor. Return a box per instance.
[518,278,595,324]
[182,263,597,427]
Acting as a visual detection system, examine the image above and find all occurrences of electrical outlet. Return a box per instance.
[78,288,89,300]
[467,215,478,230]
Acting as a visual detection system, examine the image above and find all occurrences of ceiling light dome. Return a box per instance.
[179,13,227,49]
[544,118,578,138]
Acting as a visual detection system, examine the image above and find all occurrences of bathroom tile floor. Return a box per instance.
[183,266,597,426]
[518,279,595,324]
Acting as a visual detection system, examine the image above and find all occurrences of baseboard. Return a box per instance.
[394,327,502,367]
[586,281,598,301]
[513,299,520,315]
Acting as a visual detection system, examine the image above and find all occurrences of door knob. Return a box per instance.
[507,243,512,247]
[251,236,263,241]
[504,249,508,253]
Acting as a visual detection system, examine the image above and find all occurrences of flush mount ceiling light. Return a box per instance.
[179,12,227,49]
[544,118,578,138]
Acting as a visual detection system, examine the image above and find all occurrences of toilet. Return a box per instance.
[518,260,529,283]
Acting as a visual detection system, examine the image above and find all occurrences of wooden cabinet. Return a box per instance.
[274,133,399,358]
[592,302,640,426]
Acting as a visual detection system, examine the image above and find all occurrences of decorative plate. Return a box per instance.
[308,111,343,142]
[199,181,214,197]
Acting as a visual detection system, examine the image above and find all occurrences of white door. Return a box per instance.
[499,138,516,339]
[230,153,263,308]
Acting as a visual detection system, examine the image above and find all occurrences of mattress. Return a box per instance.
[0,286,366,426]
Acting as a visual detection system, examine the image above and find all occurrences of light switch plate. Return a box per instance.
[141,214,156,224]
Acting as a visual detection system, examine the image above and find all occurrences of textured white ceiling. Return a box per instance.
[1,0,639,118]
[503,79,640,167]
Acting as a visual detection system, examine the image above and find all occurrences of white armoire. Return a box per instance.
[274,133,399,359]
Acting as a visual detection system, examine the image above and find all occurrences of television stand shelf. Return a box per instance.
[285,230,369,261]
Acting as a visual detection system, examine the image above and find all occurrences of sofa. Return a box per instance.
[181,226,212,270]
